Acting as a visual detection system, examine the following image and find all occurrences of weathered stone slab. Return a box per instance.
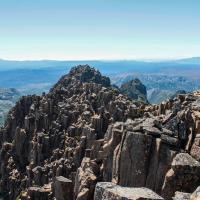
[54,176,73,200]
[94,182,164,200]
[112,131,152,187]
[28,185,51,200]
[171,153,200,173]
[172,191,190,200]
[161,134,179,147]
[191,137,200,162]
[147,141,176,194]
[162,153,200,199]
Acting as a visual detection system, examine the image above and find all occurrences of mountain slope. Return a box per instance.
[0,65,141,199]
[1,66,200,200]
[120,78,148,103]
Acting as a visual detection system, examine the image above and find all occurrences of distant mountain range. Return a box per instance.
[0,57,200,89]
[175,57,200,65]
[1,57,200,73]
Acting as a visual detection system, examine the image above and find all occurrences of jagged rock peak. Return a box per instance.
[120,78,148,103]
[53,65,110,91]
[69,65,110,86]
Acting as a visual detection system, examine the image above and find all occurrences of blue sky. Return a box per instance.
[0,0,200,60]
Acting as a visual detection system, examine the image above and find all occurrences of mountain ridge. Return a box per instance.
[1,66,200,200]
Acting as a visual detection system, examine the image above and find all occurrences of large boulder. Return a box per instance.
[74,157,100,200]
[26,184,52,200]
[94,182,163,200]
[172,192,190,200]
[162,153,200,199]
[112,131,152,187]
[53,176,73,200]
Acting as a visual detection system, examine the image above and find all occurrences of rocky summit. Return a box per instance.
[1,65,200,200]
[120,78,148,103]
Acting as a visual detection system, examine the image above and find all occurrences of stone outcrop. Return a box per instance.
[74,157,100,200]
[120,78,148,103]
[1,65,200,200]
[172,192,191,200]
[94,182,164,200]
[23,184,52,200]
[161,153,200,199]
[53,176,73,200]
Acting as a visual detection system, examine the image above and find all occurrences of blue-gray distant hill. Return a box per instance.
[1,58,200,74]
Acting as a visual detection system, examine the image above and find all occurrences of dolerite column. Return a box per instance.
[53,176,73,200]
[91,114,103,139]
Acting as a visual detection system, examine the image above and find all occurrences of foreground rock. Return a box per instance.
[161,153,200,199]
[25,184,52,200]
[53,176,73,200]
[190,186,200,200]
[94,182,163,200]
[172,192,190,200]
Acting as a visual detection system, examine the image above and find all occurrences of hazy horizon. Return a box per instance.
[0,56,200,62]
[1,0,200,60]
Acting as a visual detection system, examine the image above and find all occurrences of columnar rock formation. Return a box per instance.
[0,65,200,200]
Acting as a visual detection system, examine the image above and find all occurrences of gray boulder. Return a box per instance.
[54,176,73,200]
[94,182,163,200]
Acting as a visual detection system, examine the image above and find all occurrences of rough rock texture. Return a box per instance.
[120,78,148,103]
[0,65,142,199]
[23,184,52,200]
[172,192,191,200]
[1,65,200,200]
[161,153,200,199]
[190,186,200,200]
[74,157,101,200]
[94,182,164,200]
[54,176,73,200]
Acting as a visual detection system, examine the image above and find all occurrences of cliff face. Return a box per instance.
[0,65,200,200]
